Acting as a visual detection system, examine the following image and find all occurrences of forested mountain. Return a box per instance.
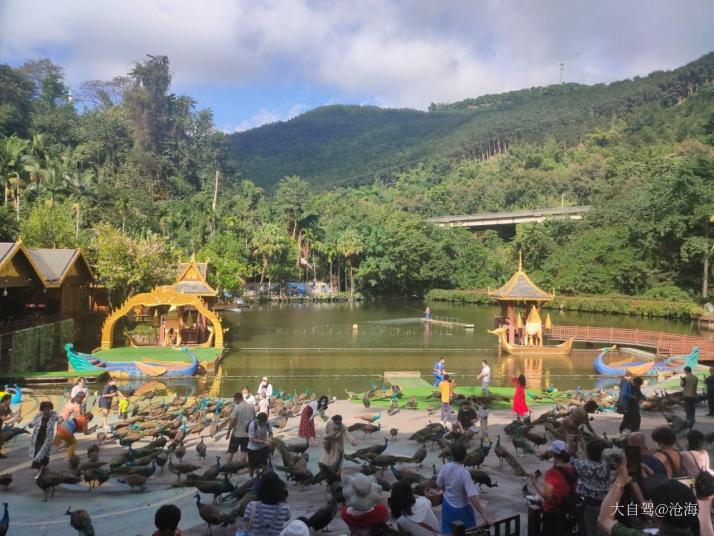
[0,53,713,303]
[228,52,714,189]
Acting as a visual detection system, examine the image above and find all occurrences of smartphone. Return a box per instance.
[625,446,641,477]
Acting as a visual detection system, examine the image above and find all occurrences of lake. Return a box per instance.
[214,299,704,396]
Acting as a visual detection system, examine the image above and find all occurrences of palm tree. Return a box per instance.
[65,168,96,238]
[252,222,287,289]
[336,229,364,300]
[0,135,29,219]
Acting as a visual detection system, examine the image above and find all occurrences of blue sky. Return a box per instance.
[1,0,713,132]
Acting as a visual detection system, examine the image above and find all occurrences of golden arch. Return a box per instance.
[100,285,224,350]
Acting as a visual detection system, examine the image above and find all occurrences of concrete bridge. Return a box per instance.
[428,205,592,230]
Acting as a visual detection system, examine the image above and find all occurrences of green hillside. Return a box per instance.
[228,52,714,189]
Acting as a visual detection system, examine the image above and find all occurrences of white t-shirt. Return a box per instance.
[481,365,491,383]
[257,398,270,415]
[70,384,88,400]
[396,496,440,536]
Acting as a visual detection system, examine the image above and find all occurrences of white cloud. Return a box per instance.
[229,103,307,132]
[1,0,712,112]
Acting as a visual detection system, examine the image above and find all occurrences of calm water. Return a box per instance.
[210,300,707,396]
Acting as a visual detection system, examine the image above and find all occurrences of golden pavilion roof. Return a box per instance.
[489,257,554,302]
[173,254,217,297]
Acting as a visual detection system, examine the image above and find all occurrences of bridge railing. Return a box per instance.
[548,325,714,359]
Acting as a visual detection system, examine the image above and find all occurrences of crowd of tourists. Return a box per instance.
[16,362,714,535]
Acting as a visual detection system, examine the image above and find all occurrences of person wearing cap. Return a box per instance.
[598,456,699,536]
[257,376,273,399]
[528,440,577,533]
[340,473,389,535]
[279,520,310,536]
[437,443,493,534]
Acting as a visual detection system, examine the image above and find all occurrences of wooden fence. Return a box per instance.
[548,325,714,360]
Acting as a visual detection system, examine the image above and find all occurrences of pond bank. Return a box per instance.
[426,289,705,319]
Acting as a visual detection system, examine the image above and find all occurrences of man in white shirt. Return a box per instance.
[437,444,493,534]
[224,392,255,464]
[241,386,256,407]
[477,361,491,395]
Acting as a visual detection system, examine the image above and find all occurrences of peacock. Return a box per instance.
[66,507,94,536]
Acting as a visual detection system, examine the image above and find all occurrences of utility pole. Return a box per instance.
[559,62,566,84]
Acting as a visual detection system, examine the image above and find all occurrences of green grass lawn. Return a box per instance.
[351,384,570,410]
[95,346,221,363]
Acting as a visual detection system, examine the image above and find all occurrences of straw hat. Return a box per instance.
[343,474,383,511]
[279,520,310,536]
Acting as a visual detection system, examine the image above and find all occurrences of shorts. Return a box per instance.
[228,436,249,454]
[247,447,269,469]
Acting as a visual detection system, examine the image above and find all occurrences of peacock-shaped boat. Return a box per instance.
[593,345,699,377]
[66,343,199,379]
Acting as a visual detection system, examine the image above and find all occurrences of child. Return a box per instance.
[54,412,96,459]
[477,403,489,439]
[119,397,129,420]
[257,391,270,417]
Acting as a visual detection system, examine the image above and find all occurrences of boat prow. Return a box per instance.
[488,327,573,355]
[66,343,199,378]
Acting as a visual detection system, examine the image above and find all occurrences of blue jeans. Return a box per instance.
[433,373,444,387]
[481,381,489,395]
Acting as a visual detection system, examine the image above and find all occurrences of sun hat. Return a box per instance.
[279,520,310,536]
[550,440,567,454]
[343,473,383,511]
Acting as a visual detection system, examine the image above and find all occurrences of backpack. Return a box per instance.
[555,466,583,531]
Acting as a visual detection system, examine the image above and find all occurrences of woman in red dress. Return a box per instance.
[298,395,329,446]
[512,374,529,420]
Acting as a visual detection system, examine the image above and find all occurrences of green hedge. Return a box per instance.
[425,289,703,319]
[9,319,75,373]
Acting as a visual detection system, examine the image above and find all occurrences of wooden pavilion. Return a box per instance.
[489,256,554,347]
[0,240,94,321]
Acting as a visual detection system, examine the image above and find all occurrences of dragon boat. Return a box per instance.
[593,345,699,377]
[66,343,199,379]
[488,326,574,356]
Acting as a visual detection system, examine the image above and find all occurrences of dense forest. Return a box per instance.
[0,53,713,307]
[229,52,714,189]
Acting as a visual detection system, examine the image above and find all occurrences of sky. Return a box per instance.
[1,0,713,133]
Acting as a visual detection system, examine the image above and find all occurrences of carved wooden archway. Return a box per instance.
[100,285,224,349]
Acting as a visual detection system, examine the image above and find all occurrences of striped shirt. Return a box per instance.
[243,501,290,536]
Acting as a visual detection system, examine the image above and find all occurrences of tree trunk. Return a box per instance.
[348,258,354,301]
[14,187,20,222]
[75,203,81,239]
[259,256,268,288]
[211,170,219,236]
[704,244,711,298]
[329,257,333,292]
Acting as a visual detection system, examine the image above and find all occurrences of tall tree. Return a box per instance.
[336,229,364,300]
